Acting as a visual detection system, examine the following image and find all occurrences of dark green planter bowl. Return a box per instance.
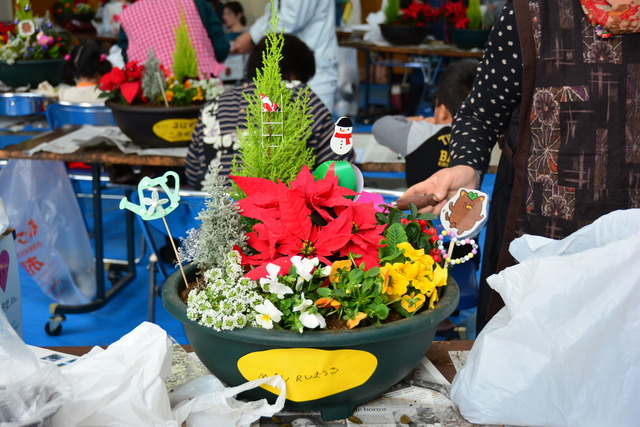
[162,263,460,421]
[106,100,203,148]
[379,23,431,45]
[0,59,65,88]
[449,28,491,50]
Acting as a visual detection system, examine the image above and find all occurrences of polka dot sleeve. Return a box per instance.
[449,2,522,171]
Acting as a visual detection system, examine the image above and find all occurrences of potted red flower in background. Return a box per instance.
[98,17,223,148]
[380,0,442,45]
[443,0,496,50]
[51,0,97,33]
[0,0,71,88]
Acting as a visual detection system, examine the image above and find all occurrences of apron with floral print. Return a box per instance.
[484,0,640,323]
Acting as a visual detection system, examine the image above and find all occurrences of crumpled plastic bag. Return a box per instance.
[450,209,640,427]
[171,374,286,427]
[52,322,175,426]
[0,309,72,426]
[51,321,287,427]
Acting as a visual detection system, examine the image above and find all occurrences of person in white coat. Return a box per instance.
[231,0,338,113]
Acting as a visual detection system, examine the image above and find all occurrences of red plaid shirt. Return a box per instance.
[120,0,224,76]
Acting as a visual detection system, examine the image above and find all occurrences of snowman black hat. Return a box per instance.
[336,116,353,128]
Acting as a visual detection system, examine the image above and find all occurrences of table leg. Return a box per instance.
[92,163,105,300]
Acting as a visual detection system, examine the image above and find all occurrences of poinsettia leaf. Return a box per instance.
[313,211,354,255]
[244,256,292,280]
[277,184,312,240]
[230,174,281,198]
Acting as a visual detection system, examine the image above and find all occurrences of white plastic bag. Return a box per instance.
[451,209,640,427]
[0,160,95,305]
[0,309,72,426]
[170,374,286,427]
[52,322,174,426]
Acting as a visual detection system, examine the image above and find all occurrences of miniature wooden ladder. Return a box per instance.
[260,94,284,148]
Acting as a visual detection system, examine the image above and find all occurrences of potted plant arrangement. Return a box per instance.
[379,0,442,45]
[51,0,97,33]
[157,5,461,422]
[0,0,71,87]
[443,0,495,50]
[98,15,223,148]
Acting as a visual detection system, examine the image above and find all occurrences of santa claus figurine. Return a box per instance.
[330,116,353,155]
[260,94,278,112]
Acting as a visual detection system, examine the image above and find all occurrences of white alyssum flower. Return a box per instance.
[255,299,283,329]
[259,263,293,299]
[186,250,261,331]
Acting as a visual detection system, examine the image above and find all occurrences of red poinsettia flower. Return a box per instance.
[231,165,386,280]
[124,60,144,80]
[99,67,126,92]
[443,1,470,29]
[0,23,16,43]
[400,2,441,26]
[98,61,146,104]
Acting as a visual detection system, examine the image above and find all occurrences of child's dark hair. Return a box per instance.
[245,34,316,83]
[223,1,246,26]
[435,59,479,115]
[62,39,112,85]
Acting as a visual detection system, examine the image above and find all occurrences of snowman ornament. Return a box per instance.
[330,116,354,155]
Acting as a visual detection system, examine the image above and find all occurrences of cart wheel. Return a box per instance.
[44,314,66,336]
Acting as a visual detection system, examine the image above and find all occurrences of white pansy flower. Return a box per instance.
[293,293,313,312]
[255,300,283,329]
[299,311,326,330]
[294,293,325,330]
[259,263,293,299]
[291,256,319,281]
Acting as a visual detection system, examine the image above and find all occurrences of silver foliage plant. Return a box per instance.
[179,162,247,270]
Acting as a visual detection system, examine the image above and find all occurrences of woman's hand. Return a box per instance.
[400,165,479,214]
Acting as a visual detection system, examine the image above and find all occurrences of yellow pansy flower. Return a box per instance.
[347,312,368,329]
[330,259,352,283]
[400,292,426,313]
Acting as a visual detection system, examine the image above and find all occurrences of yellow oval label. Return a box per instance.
[152,118,198,142]
[237,348,377,402]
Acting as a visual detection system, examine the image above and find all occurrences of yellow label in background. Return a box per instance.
[237,348,377,402]
[152,118,198,142]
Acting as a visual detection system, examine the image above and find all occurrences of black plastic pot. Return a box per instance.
[0,59,65,88]
[106,100,203,148]
[379,23,431,45]
[448,28,491,50]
